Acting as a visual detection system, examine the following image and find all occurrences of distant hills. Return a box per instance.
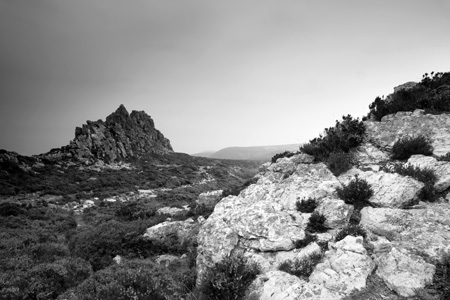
[192,144,301,161]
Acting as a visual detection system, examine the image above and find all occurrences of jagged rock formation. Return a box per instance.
[196,109,450,299]
[43,104,173,162]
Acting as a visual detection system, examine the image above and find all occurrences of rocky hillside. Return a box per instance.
[195,75,450,299]
[43,104,173,162]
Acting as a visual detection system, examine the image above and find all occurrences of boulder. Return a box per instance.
[339,169,424,208]
[351,142,390,167]
[374,247,435,297]
[407,155,450,192]
[361,204,450,260]
[196,156,341,284]
[248,271,339,300]
[309,236,375,295]
[315,198,353,229]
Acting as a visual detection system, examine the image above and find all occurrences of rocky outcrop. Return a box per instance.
[42,104,173,162]
[364,109,450,156]
[247,236,375,299]
[196,108,450,299]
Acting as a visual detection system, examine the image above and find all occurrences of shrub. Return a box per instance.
[437,152,450,162]
[325,151,352,176]
[300,115,365,162]
[336,175,373,210]
[391,135,433,160]
[294,232,317,249]
[198,254,260,300]
[278,252,323,279]
[222,177,259,198]
[296,198,317,213]
[306,212,327,233]
[271,151,295,163]
[366,72,450,120]
[428,252,450,300]
[57,259,194,300]
[392,164,438,202]
[335,225,367,242]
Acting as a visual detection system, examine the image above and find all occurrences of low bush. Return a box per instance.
[306,212,327,233]
[271,151,295,163]
[335,225,367,242]
[428,252,450,300]
[392,164,438,202]
[294,232,317,249]
[198,254,260,300]
[391,135,433,160]
[325,151,352,176]
[366,72,450,121]
[296,198,317,213]
[57,259,195,300]
[278,252,323,279]
[222,177,259,198]
[300,115,365,162]
[336,175,374,210]
[437,152,450,162]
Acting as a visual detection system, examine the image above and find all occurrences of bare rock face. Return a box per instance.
[360,204,450,260]
[375,247,435,297]
[44,104,173,162]
[364,109,450,156]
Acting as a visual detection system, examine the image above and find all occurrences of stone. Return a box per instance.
[156,206,188,217]
[113,255,122,264]
[196,190,223,207]
[375,247,435,297]
[365,110,450,156]
[144,218,199,243]
[351,142,390,167]
[315,198,353,229]
[248,271,339,300]
[309,236,375,295]
[155,254,180,267]
[407,155,450,192]
[339,169,424,208]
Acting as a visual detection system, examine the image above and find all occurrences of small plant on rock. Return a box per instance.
[437,152,450,162]
[306,212,328,233]
[336,175,374,210]
[391,135,433,160]
[325,151,352,176]
[296,198,317,213]
[278,252,323,279]
[334,225,367,242]
[198,253,261,300]
[294,232,317,249]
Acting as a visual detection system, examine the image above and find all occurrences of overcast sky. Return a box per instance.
[1,0,450,155]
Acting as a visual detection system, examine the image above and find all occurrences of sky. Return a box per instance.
[1,0,450,156]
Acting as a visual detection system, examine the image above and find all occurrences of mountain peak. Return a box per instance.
[44,106,173,162]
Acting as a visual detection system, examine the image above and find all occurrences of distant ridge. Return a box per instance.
[192,144,301,161]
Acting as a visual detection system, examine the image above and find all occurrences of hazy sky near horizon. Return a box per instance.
[1,0,450,155]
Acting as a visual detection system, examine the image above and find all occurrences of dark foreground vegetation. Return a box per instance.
[0,151,260,299]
